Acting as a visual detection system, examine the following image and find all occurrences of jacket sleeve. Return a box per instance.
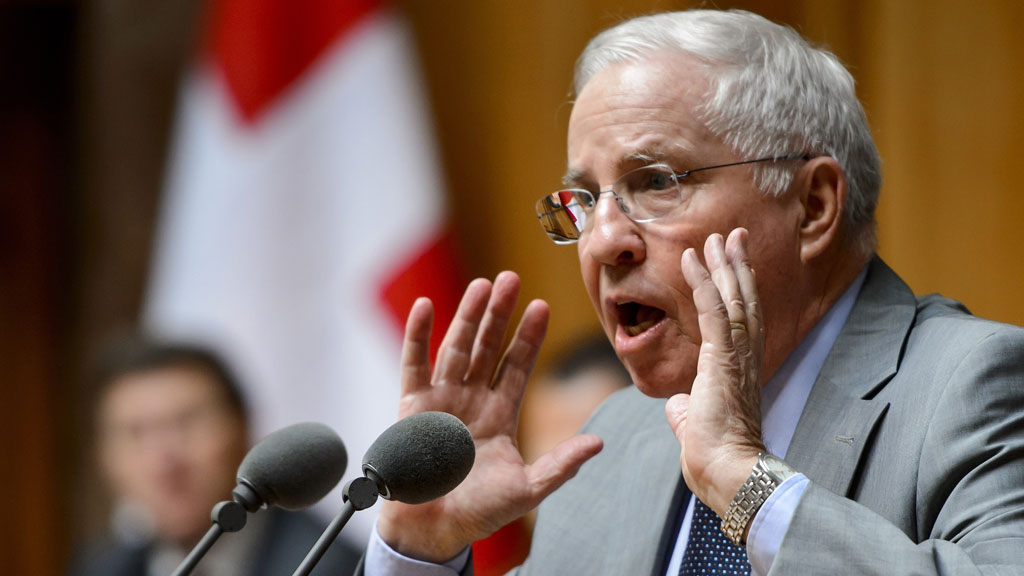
[770,328,1024,575]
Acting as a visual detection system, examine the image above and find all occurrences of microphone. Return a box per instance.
[291,412,476,576]
[172,422,346,576]
[233,422,348,511]
[362,411,476,504]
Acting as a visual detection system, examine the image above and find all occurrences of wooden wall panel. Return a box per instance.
[865,1,1024,325]
[1,6,75,576]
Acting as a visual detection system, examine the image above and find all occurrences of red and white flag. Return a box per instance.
[145,0,462,544]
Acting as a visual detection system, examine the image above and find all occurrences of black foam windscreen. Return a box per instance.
[361,411,475,505]
[236,422,347,510]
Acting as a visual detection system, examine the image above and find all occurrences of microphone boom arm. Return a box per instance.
[291,477,380,576]
[170,500,247,576]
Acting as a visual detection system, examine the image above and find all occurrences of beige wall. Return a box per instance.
[865,1,1024,326]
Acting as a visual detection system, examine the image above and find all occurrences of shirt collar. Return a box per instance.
[761,265,868,458]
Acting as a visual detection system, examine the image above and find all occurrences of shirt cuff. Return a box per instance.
[364,520,472,576]
[746,473,808,576]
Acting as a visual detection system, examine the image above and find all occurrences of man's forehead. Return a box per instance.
[103,367,222,415]
[564,54,717,185]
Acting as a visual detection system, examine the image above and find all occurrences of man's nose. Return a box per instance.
[580,192,645,265]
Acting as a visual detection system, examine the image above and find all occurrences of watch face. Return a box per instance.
[761,454,796,481]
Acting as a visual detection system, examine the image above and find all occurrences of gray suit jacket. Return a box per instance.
[522,258,1024,575]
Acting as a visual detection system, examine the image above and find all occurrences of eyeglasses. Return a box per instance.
[535,153,811,244]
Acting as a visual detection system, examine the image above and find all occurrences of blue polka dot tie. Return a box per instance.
[678,498,751,576]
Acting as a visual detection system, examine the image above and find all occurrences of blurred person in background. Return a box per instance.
[67,334,360,576]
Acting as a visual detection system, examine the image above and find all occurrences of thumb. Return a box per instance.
[526,434,603,503]
[665,393,690,444]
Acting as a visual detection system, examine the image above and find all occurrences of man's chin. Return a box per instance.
[160,523,212,548]
[156,510,216,546]
[626,363,696,399]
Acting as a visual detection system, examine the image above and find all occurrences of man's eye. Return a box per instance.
[621,167,676,194]
[646,171,674,190]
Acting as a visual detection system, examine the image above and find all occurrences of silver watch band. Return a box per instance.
[721,453,795,546]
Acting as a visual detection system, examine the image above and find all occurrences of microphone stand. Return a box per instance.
[170,500,248,576]
[291,477,380,576]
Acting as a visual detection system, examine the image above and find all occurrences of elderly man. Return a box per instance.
[363,9,1024,576]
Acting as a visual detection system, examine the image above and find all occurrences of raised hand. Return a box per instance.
[377,271,604,562]
[667,229,767,517]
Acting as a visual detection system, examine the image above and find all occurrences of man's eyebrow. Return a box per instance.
[627,147,676,164]
[625,151,658,164]
[562,148,680,187]
[562,167,587,188]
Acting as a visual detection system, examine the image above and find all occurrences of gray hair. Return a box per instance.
[574,10,881,255]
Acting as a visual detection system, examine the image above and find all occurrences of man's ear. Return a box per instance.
[796,156,846,262]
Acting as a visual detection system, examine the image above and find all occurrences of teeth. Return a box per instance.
[625,318,657,336]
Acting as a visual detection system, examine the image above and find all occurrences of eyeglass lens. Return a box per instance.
[535,164,680,244]
[536,191,588,245]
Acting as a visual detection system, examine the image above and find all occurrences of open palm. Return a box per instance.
[377,272,603,563]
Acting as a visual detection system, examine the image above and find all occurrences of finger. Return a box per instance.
[705,232,749,357]
[726,228,764,366]
[465,271,521,383]
[491,298,550,397]
[665,393,691,480]
[664,393,690,445]
[400,297,435,395]
[433,278,493,386]
[681,246,733,352]
[526,433,603,506]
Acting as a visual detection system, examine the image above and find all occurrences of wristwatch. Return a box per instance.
[721,453,798,546]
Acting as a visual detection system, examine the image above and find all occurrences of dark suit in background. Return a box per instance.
[68,508,360,576]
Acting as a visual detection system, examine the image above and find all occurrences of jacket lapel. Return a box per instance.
[785,258,916,497]
[629,404,694,576]
[649,468,692,576]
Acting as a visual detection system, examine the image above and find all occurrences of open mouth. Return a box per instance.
[616,301,666,337]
